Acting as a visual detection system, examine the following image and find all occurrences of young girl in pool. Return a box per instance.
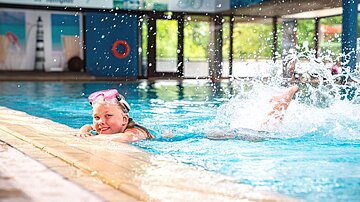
[78,89,154,142]
[78,86,298,142]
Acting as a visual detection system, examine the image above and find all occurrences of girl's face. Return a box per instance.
[92,102,128,134]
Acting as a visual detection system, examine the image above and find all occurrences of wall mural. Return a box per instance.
[1,0,212,11]
[113,0,168,10]
[231,0,267,8]
[0,0,113,9]
[0,8,83,71]
[113,0,231,12]
[0,10,26,70]
[51,13,81,71]
[0,0,267,12]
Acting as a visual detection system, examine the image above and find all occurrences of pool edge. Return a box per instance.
[0,106,298,202]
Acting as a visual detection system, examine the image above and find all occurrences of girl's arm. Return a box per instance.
[91,128,148,142]
[77,124,95,137]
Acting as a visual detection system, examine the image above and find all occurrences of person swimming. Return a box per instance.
[78,85,298,143]
[77,89,153,142]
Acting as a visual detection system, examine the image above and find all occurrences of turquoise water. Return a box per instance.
[0,80,359,201]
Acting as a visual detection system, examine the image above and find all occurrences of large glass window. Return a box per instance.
[232,17,273,77]
[319,16,342,57]
[297,19,316,51]
[183,16,209,78]
[156,19,178,72]
[233,17,273,61]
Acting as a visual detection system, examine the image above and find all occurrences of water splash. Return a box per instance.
[195,50,360,141]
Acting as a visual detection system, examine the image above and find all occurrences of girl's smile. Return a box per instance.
[92,103,128,134]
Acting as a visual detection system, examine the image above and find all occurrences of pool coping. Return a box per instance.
[0,106,297,201]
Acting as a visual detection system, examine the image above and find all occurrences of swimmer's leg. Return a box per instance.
[263,85,299,125]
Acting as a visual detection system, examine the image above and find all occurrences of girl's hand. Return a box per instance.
[76,124,95,138]
[75,131,92,137]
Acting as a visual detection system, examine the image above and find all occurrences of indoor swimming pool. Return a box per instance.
[0,80,359,201]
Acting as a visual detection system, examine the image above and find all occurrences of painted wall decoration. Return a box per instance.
[112,0,268,12]
[113,0,231,12]
[231,0,267,8]
[0,0,113,9]
[0,0,268,12]
[168,0,230,12]
[0,8,83,71]
[0,10,26,70]
[51,13,81,71]
[113,0,168,10]
[85,12,139,77]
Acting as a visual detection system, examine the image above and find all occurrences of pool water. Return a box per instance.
[0,80,359,201]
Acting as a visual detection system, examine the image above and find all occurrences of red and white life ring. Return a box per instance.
[111,40,130,59]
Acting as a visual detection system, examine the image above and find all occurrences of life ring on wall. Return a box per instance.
[111,40,130,59]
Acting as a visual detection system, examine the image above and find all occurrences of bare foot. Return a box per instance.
[269,85,299,105]
[263,85,299,125]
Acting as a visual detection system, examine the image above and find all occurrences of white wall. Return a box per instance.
[156,59,280,78]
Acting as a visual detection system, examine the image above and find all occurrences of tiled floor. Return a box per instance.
[0,106,296,201]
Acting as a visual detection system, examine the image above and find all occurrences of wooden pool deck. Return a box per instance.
[0,106,297,201]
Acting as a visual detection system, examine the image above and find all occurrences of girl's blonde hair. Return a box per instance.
[118,103,154,140]
[126,118,154,140]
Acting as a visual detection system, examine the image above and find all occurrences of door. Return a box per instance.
[147,13,184,77]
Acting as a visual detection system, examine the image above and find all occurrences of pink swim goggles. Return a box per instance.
[88,89,131,113]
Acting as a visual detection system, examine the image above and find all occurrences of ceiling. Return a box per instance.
[224,0,352,19]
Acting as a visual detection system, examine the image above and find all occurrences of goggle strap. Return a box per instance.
[116,95,130,112]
